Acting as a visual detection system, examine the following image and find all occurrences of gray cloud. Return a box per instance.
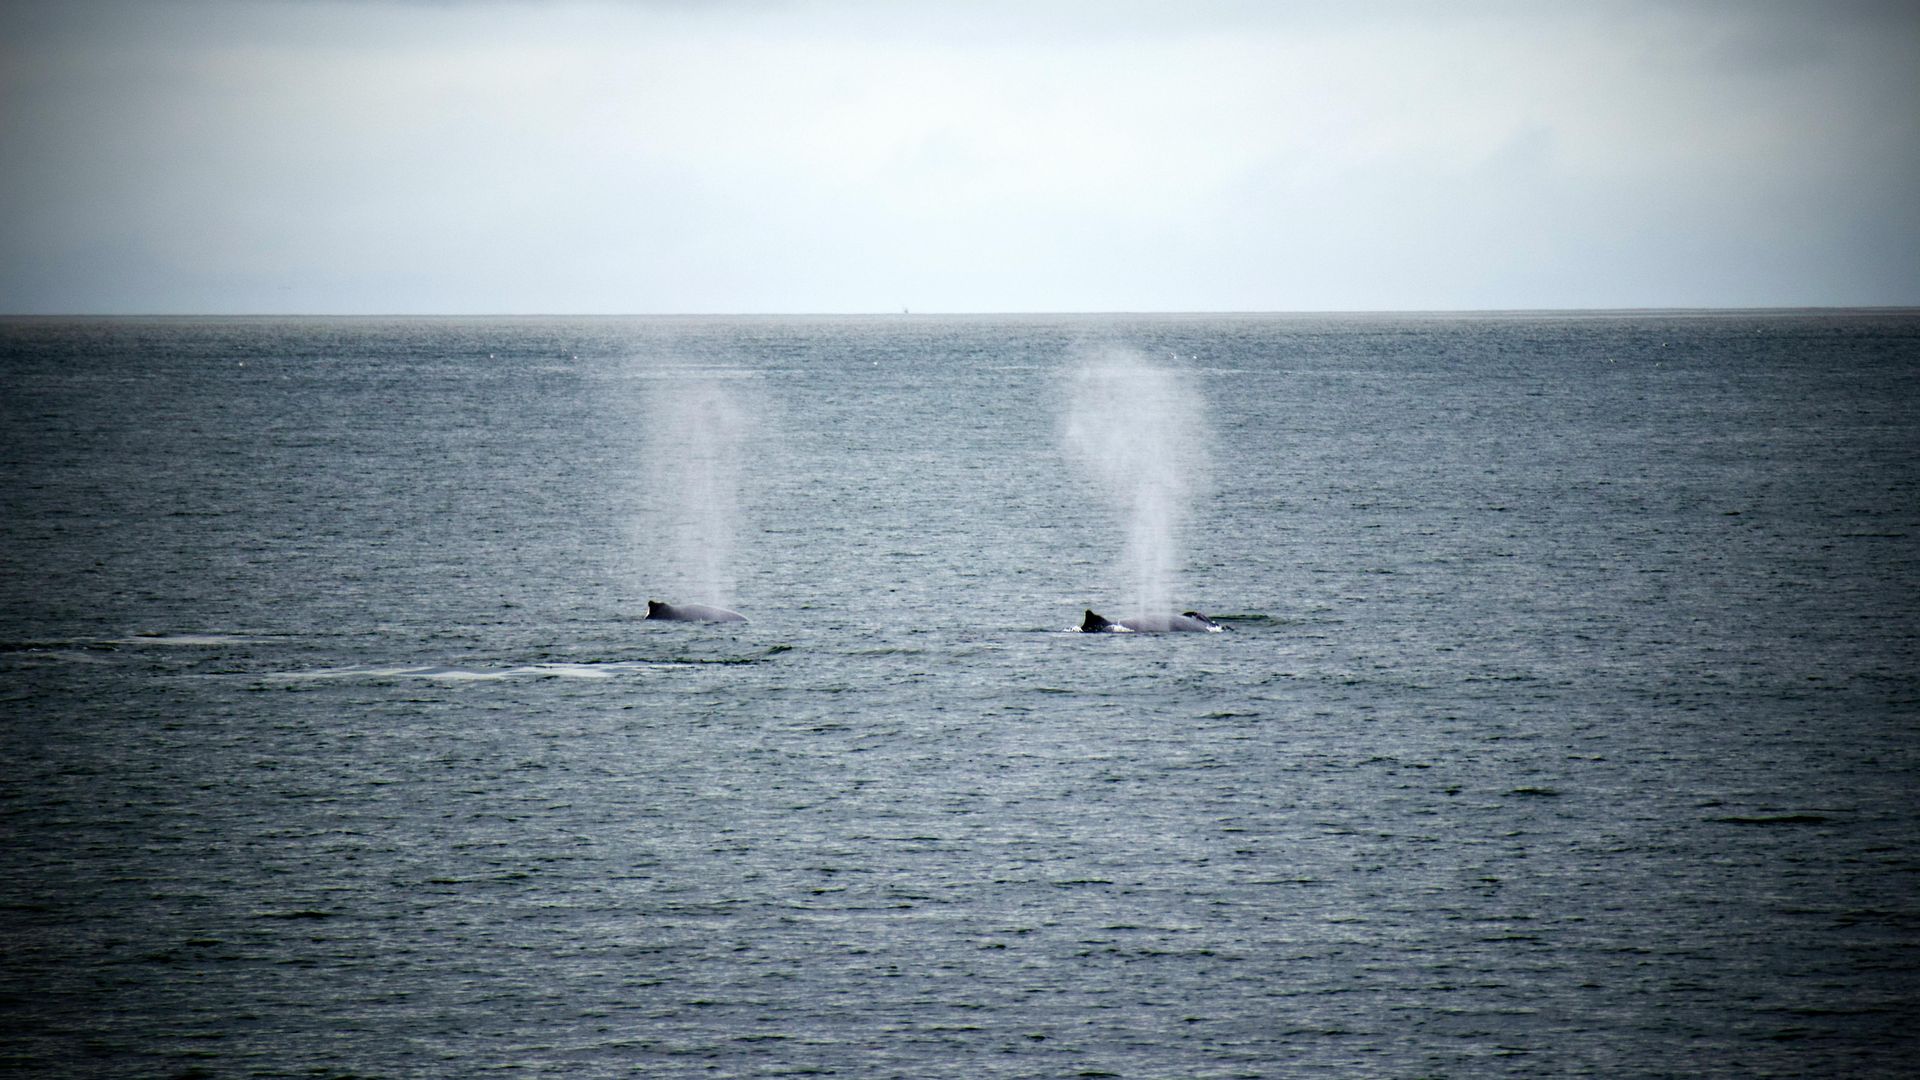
[1,0,1915,312]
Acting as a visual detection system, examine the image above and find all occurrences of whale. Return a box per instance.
[1079,609,1223,633]
[645,600,747,623]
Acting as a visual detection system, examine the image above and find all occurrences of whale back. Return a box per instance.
[1081,609,1223,632]
[646,600,747,623]
[1081,610,1116,633]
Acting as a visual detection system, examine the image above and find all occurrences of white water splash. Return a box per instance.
[1061,347,1210,620]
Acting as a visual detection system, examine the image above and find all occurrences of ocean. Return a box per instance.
[2,311,1916,1077]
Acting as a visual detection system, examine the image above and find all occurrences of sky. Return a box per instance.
[1,0,1916,314]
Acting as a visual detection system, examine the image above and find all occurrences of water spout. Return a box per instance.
[642,374,751,610]
[1061,346,1210,620]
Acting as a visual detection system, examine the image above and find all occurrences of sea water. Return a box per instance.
[2,312,1917,1076]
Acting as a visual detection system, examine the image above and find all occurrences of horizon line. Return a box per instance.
[4,305,1918,319]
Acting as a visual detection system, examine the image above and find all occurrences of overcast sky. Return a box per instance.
[1,0,1915,314]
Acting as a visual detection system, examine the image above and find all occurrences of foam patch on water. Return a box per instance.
[263,661,650,683]
[112,633,268,646]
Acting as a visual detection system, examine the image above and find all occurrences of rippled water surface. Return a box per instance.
[3,313,1918,1077]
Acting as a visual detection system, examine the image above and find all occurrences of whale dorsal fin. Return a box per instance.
[1081,609,1112,632]
[646,600,666,618]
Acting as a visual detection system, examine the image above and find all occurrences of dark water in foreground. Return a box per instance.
[3,312,1917,1077]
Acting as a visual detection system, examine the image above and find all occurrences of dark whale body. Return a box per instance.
[1080,609,1222,633]
[645,600,747,623]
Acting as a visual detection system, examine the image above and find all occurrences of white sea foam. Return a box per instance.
[261,661,647,683]
[112,633,267,646]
